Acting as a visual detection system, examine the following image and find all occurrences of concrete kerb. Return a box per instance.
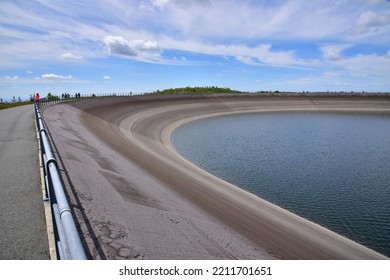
[35,112,57,260]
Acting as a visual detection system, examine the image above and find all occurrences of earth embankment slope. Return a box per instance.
[44,94,390,259]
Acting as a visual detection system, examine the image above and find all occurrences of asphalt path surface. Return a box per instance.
[0,105,49,259]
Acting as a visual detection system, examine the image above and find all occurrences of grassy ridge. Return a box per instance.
[0,101,33,110]
[152,86,241,95]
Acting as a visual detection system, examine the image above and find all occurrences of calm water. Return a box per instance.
[172,112,390,257]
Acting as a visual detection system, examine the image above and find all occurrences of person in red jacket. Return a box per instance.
[35,93,40,106]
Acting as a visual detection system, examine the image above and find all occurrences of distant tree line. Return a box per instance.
[151,86,242,95]
[0,96,34,110]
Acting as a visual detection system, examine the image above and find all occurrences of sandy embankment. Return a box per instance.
[44,94,390,260]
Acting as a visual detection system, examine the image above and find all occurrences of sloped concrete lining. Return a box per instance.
[43,94,390,259]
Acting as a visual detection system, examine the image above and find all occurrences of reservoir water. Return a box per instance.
[172,112,390,257]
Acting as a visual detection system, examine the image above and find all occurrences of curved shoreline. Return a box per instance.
[45,94,390,259]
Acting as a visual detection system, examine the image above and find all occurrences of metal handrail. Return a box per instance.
[35,103,87,260]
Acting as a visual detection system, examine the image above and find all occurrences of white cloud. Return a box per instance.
[138,0,366,41]
[323,71,344,78]
[0,1,108,68]
[104,36,161,62]
[60,52,83,60]
[2,0,389,69]
[41,73,73,80]
[6,75,19,80]
[320,48,390,80]
[337,53,390,77]
[351,10,390,35]
[320,44,352,62]
[1,0,390,95]
[159,37,316,68]
[103,75,111,80]
[151,0,170,9]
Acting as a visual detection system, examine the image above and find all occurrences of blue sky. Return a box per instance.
[1,0,390,100]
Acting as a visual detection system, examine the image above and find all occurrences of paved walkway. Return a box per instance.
[0,105,49,259]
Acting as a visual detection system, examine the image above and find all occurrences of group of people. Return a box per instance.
[34,92,83,105]
[62,92,81,99]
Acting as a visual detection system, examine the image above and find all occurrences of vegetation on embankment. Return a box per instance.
[151,86,242,95]
[0,101,33,110]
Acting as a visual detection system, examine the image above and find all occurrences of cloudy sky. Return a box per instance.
[1,0,390,100]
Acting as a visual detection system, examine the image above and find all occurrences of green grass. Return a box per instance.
[151,86,242,95]
[0,101,33,110]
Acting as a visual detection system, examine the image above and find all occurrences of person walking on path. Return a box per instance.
[35,93,40,106]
